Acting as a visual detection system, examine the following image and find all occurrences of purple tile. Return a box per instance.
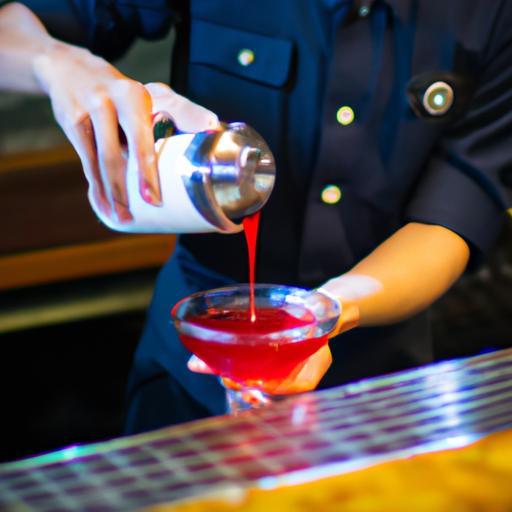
[23,491,55,501]
[191,429,216,440]
[115,447,140,457]
[90,463,118,474]
[51,470,77,481]
[316,452,351,464]
[172,449,198,458]
[240,471,269,481]
[0,470,25,481]
[194,475,225,486]
[129,457,158,467]
[203,441,238,451]
[247,434,276,444]
[342,433,371,442]
[300,440,332,451]
[223,454,257,465]
[122,489,152,499]
[261,446,295,458]
[148,437,182,449]
[234,466,270,480]
[105,476,137,487]
[144,469,173,479]
[161,481,192,493]
[10,479,38,491]
[187,462,214,472]
[277,460,311,474]
[82,505,116,512]
[65,485,97,494]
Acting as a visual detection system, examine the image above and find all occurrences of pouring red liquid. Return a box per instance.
[242,211,260,322]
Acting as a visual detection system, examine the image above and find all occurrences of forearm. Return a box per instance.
[323,222,470,329]
[0,2,59,93]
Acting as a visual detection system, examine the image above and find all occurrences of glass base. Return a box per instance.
[225,387,273,414]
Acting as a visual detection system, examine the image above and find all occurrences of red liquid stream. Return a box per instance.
[242,211,260,322]
[180,308,327,383]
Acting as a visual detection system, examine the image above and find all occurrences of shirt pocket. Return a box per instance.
[187,19,294,151]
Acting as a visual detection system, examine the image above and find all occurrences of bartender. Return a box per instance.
[1,0,511,432]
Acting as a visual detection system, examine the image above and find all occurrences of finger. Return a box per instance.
[187,355,215,374]
[53,99,112,219]
[220,377,243,391]
[113,80,161,206]
[89,94,132,222]
[71,116,111,217]
[269,345,333,395]
[145,82,220,132]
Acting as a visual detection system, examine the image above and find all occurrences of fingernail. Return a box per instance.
[114,203,133,224]
[141,178,162,206]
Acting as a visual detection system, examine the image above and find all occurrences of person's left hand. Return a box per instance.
[187,344,333,395]
[186,284,362,394]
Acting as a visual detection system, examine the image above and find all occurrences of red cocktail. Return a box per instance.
[171,284,340,411]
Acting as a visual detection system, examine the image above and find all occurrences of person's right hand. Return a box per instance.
[33,42,219,223]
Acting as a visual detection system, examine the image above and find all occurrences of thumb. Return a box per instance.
[144,82,220,133]
[187,355,216,374]
[272,344,333,394]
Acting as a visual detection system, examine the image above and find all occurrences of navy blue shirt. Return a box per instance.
[22,0,512,391]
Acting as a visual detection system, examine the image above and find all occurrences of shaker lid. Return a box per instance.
[183,123,276,230]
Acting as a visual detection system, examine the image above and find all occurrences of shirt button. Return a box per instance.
[358,0,372,17]
[237,49,255,66]
[422,81,454,116]
[321,185,342,205]
[359,5,370,16]
[336,106,355,126]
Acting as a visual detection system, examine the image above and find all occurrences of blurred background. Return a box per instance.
[1,31,511,464]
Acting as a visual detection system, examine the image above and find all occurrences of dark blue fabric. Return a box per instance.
[125,245,236,420]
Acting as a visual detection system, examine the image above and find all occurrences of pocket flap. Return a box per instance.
[190,20,294,88]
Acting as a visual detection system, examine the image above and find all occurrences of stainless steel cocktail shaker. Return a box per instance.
[99,122,276,234]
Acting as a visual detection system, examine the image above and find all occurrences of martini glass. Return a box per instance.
[171,284,341,413]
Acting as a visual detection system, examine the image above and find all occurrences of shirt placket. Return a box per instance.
[298,1,388,285]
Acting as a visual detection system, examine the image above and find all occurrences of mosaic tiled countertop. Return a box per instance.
[1,348,512,511]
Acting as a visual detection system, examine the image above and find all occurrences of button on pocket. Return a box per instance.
[237,48,255,67]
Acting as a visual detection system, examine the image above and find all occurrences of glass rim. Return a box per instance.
[171,283,340,345]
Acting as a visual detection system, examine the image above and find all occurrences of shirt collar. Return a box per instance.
[321,0,408,21]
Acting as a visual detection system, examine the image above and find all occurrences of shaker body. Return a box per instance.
[92,123,275,234]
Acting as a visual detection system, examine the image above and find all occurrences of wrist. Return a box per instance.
[316,286,360,337]
[333,301,360,336]
[319,273,382,336]
[0,2,58,93]
[32,39,72,94]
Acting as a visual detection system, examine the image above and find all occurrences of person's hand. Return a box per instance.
[316,280,362,337]
[185,282,364,395]
[187,344,333,395]
[32,43,218,223]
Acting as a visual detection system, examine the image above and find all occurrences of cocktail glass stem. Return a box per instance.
[225,387,271,414]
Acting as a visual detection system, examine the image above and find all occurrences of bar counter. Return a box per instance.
[1,347,512,511]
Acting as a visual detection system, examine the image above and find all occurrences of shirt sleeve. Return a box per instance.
[19,0,180,59]
[405,0,512,265]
